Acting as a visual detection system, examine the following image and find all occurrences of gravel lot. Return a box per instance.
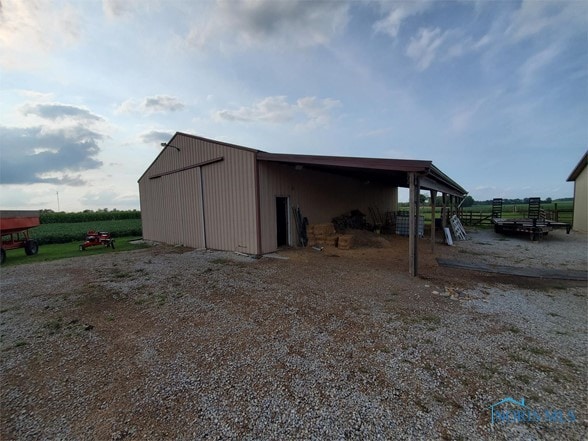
[1,229,586,440]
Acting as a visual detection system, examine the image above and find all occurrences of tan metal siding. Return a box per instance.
[258,162,398,253]
[139,136,258,253]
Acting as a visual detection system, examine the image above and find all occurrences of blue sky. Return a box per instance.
[1,0,586,211]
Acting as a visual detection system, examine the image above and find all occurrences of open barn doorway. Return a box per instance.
[276,197,289,247]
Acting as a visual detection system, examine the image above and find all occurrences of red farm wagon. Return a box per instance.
[0,210,40,264]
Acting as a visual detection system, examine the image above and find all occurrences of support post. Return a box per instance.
[430,190,437,251]
[441,193,448,229]
[408,172,420,277]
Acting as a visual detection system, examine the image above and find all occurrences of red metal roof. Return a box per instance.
[256,152,432,172]
[257,152,467,196]
[140,132,467,196]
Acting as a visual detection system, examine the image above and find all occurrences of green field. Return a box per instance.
[0,237,148,267]
[31,219,142,245]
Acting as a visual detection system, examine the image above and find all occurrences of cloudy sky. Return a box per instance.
[1,0,586,211]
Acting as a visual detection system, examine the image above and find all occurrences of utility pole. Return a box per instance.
[56,191,60,212]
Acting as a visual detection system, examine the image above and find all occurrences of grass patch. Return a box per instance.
[508,352,527,363]
[527,346,553,356]
[516,374,532,385]
[2,340,29,352]
[156,293,167,306]
[419,314,442,325]
[554,330,571,336]
[44,317,63,334]
[558,357,575,368]
[0,237,148,267]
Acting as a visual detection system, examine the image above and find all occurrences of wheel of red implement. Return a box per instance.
[110,240,115,249]
[24,240,39,256]
[1,248,6,265]
[79,245,86,251]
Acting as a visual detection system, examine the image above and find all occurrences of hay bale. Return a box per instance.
[325,235,339,246]
[314,223,335,236]
[337,234,353,249]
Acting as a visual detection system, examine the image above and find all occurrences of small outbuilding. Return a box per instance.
[567,151,588,233]
[138,133,466,275]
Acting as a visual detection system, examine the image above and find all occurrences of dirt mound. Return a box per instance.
[342,229,393,248]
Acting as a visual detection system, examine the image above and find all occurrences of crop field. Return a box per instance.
[31,219,142,245]
[39,210,140,224]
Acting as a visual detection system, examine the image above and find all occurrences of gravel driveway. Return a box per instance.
[1,229,586,440]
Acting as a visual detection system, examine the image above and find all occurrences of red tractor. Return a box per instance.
[79,230,115,251]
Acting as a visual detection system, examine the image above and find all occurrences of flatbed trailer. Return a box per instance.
[0,210,40,264]
[492,217,571,241]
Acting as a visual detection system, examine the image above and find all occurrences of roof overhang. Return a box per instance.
[567,151,588,182]
[257,152,467,197]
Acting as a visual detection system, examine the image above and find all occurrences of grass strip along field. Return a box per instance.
[0,237,149,267]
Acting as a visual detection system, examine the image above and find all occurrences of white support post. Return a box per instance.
[430,190,437,251]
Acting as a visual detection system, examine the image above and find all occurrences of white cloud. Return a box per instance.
[447,33,491,59]
[139,130,174,145]
[21,103,105,123]
[0,99,110,186]
[507,0,587,42]
[0,0,82,69]
[450,98,488,133]
[372,0,432,38]
[405,25,491,71]
[0,124,104,185]
[406,27,446,71]
[102,0,141,19]
[116,95,186,115]
[518,45,561,87]
[357,127,394,138]
[80,189,139,209]
[187,0,349,50]
[213,96,341,128]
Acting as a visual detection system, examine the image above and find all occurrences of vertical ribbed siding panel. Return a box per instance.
[258,162,398,253]
[138,135,258,253]
[201,148,257,253]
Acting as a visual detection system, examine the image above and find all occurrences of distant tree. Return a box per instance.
[419,194,427,204]
[461,196,475,207]
[545,197,552,204]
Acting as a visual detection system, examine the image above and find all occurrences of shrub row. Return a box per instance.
[32,219,142,245]
[40,210,141,224]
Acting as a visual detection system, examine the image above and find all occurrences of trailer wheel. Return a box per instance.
[110,240,115,249]
[1,248,6,265]
[24,240,39,256]
[79,245,86,251]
